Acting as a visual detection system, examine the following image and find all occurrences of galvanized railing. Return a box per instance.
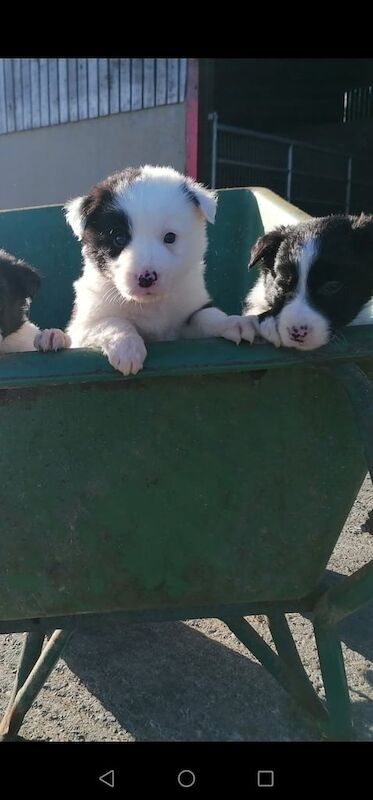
[209,112,373,216]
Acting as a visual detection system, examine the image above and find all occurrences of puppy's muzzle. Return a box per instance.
[287,324,312,343]
[138,270,158,289]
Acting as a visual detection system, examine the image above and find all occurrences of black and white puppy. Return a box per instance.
[0,249,70,354]
[243,214,373,350]
[65,165,252,375]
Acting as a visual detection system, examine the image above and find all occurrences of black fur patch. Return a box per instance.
[182,182,200,209]
[185,301,214,325]
[248,214,373,330]
[79,168,142,271]
[0,249,40,338]
[249,227,288,271]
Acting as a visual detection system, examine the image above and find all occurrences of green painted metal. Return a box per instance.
[223,615,328,724]
[313,621,353,740]
[267,612,328,722]
[333,362,373,483]
[0,187,372,741]
[311,364,373,625]
[0,327,372,391]
[0,365,369,620]
[204,188,264,314]
[0,591,322,635]
[315,560,373,628]
[267,612,323,711]
[0,204,81,331]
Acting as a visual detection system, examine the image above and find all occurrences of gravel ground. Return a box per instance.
[0,477,372,742]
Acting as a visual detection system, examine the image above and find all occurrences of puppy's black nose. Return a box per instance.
[138,271,158,288]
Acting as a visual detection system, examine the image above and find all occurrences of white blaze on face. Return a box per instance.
[277,237,330,350]
[110,171,208,302]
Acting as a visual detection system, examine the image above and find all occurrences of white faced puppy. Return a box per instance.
[65,165,252,375]
[0,249,70,354]
[242,214,373,350]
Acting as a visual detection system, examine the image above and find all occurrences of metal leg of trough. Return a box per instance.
[312,558,373,742]
[266,611,329,725]
[321,361,373,738]
[0,631,45,739]
[313,617,353,741]
[0,629,73,740]
[222,614,328,730]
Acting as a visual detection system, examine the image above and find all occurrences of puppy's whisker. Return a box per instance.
[103,287,126,307]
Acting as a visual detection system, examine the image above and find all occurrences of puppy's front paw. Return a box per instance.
[34,329,72,352]
[257,316,281,347]
[239,315,256,344]
[220,315,246,345]
[106,336,147,376]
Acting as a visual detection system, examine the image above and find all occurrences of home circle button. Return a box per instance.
[177,769,196,788]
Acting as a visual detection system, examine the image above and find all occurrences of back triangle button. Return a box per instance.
[99,770,115,788]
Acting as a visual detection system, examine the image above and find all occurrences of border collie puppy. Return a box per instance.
[65,165,253,375]
[0,249,70,354]
[242,214,373,350]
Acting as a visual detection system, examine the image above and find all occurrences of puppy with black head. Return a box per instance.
[65,164,254,375]
[0,249,70,354]
[242,214,373,350]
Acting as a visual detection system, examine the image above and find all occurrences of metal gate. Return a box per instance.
[209,112,373,217]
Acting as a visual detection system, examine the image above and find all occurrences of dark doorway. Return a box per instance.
[198,59,373,216]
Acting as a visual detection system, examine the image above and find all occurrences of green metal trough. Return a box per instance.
[0,187,372,741]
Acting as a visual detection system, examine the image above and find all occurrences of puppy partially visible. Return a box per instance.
[65,164,254,375]
[0,249,70,354]
[242,214,373,350]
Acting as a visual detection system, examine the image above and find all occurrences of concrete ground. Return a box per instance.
[0,477,372,742]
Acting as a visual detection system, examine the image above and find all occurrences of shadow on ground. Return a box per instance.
[63,618,318,741]
[61,587,372,742]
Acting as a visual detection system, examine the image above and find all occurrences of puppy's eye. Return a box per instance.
[164,232,176,244]
[112,232,128,248]
[318,280,344,296]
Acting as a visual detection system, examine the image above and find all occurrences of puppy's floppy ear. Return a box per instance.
[249,227,288,270]
[351,213,373,251]
[13,259,41,298]
[64,196,87,240]
[183,178,218,224]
